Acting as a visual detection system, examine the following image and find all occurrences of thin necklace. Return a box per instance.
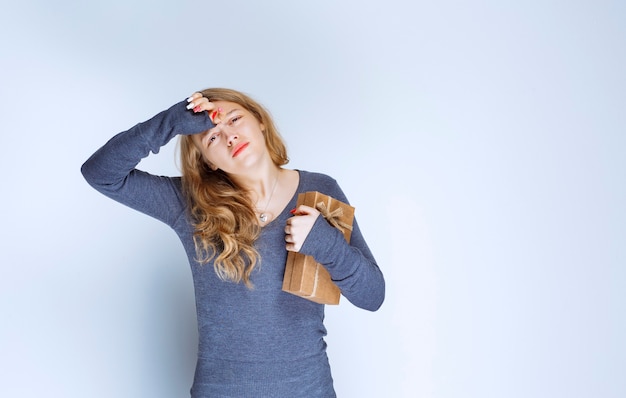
[258,172,280,223]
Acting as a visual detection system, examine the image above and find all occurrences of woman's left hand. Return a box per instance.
[284,205,320,252]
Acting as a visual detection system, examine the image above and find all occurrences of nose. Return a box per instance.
[226,130,239,147]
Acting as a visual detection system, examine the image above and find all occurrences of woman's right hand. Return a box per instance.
[186,92,222,124]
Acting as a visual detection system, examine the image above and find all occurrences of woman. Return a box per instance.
[81,88,385,397]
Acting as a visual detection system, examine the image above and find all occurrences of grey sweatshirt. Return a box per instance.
[81,99,385,397]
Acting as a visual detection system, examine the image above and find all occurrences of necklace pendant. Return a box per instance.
[259,213,268,223]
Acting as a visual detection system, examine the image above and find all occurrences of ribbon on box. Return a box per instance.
[316,201,353,234]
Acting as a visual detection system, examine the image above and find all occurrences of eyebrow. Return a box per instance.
[224,108,241,117]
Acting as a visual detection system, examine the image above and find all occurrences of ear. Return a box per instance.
[260,122,265,132]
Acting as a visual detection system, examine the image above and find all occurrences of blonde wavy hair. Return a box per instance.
[179,88,289,287]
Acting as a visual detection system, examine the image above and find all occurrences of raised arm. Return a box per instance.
[81,97,215,225]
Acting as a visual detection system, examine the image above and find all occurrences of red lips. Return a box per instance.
[232,142,249,157]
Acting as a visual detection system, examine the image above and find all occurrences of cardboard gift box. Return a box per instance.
[282,191,355,304]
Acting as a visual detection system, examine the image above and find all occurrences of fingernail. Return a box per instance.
[289,208,297,214]
[186,103,194,110]
[193,106,201,113]
[186,96,193,102]
[211,111,217,120]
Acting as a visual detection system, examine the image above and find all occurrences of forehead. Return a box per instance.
[212,100,242,113]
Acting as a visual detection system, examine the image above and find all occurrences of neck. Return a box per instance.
[230,164,282,204]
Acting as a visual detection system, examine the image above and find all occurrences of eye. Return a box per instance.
[204,131,219,146]
[228,115,242,125]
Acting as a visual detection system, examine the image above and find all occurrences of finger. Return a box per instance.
[291,205,308,216]
[292,205,319,217]
[186,96,205,106]
[211,107,224,123]
[187,98,217,115]
[185,93,204,110]
[285,242,300,252]
[186,92,203,105]
[196,99,217,114]
[187,92,201,102]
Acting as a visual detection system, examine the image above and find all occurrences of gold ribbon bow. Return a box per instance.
[315,201,353,234]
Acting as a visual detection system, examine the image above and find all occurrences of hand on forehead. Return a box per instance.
[210,101,238,125]
[186,94,237,124]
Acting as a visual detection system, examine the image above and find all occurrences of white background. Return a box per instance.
[1,1,624,397]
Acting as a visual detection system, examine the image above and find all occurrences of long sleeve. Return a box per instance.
[81,99,214,225]
[299,183,385,312]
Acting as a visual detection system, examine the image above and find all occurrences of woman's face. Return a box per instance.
[191,100,268,175]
